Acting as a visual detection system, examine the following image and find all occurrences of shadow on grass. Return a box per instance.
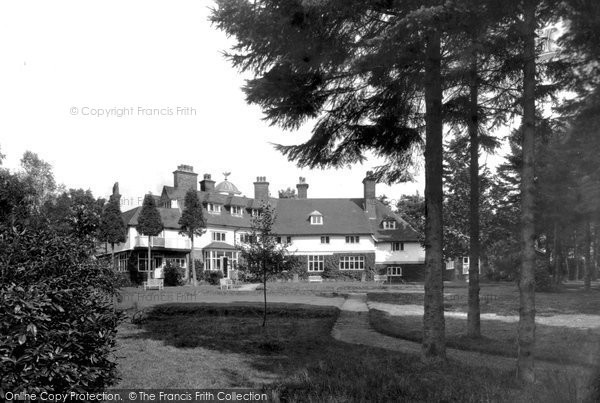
[122,302,522,401]
[369,309,600,368]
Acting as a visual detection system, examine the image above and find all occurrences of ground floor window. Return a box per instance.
[387,266,402,276]
[165,257,187,268]
[137,255,163,271]
[339,256,365,270]
[307,255,325,272]
[117,255,128,272]
[446,260,455,270]
[203,250,239,272]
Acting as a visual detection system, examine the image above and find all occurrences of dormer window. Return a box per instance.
[207,203,222,214]
[383,220,397,230]
[231,206,243,217]
[309,211,323,225]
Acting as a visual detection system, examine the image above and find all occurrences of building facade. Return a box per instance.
[107,165,425,282]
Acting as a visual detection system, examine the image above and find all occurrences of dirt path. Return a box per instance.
[331,293,595,397]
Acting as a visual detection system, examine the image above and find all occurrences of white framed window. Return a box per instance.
[392,242,404,251]
[463,256,469,265]
[207,203,222,214]
[388,266,402,276]
[345,236,360,244]
[383,221,397,230]
[212,232,226,242]
[463,264,469,275]
[286,236,292,244]
[339,256,365,270]
[240,233,252,244]
[307,255,324,272]
[231,206,243,216]
[321,236,330,244]
[166,258,187,268]
[311,215,323,225]
[117,255,128,272]
[446,260,455,270]
[251,208,260,217]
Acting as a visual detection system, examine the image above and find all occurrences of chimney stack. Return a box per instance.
[253,176,269,201]
[173,164,198,192]
[200,174,215,192]
[296,177,309,199]
[362,171,377,219]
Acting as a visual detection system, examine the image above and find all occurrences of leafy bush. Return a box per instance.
[163,262,184,286]
[0,226,123,395]
[202,270,223,285]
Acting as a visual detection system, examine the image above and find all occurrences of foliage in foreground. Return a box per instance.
[0,225,123,395]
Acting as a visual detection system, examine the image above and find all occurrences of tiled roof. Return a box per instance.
[370,201,420,242]
[122,207,183,230]
[204,241,236,250]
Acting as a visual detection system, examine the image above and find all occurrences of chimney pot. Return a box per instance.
[173,164,198,192]
[200,173,215,192]
[254,176,269,200]
[297,177,309,199]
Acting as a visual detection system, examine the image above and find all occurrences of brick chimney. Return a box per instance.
[362,171,377,220]
[296,177,309,199]
[253,176,269,201]
[173,164,198,192]
[200,174,215,192]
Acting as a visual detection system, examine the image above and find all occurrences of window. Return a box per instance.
[117,255,128,272]
[463,257,469,265]
[203,250,239,271]
[276,236,282,244]
[231,206,243,216]
[212,232,226,242]
[286,236,292,244]
[383,221,397,230]
[321,236,330,244]
[251,208,260,217]
[345,236,360,244]
[339,256,365,270]
[240,233,253,244]
[207,203,222,214]
[388,266,402,276]
[392,242,404,251]
[307,255,324,272]
[311,215,323,225]
[446,260,455,270]
[166,258,187,268]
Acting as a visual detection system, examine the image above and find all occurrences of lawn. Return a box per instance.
[367,282,600,367]
[115,302,524,402]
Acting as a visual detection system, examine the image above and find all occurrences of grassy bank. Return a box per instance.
[116,303,522,401]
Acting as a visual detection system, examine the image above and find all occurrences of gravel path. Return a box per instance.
[331,293,595,394]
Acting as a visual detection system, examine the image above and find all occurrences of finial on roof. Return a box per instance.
[223,172,231,181]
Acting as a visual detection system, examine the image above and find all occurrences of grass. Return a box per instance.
[115,302,525,401]
[367,282,600,367]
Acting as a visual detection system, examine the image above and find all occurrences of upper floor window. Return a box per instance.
[321,236,330,244]
[383,220,397,230]
[276,236,282,244]
[240,233,253,244]
[286,236,292,244]
[251,208,260,217]
[207,203,222,214]
[311,215,323,225]
[345,236,360,244]
[212,232,226,242]
[392,242,404,251]
[231,206,243,216]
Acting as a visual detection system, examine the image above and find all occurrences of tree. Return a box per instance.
[19,151,58,209]
[99,183,127,270]
[238,202,298,327]
[178,188,206,286]
[212,0,453,361]
[137,194,163,275]
[278,187,297,199]
[396,193,426,236]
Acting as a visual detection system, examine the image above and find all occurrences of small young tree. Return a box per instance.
[178,189,206,286]
[239,202,297,327]
[99,184,127,270]
[137,194,163,275]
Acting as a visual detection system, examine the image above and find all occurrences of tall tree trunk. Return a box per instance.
[111,242,116,270]
[553,223,562,285]
[191,236,197,286]
[574,230,580,280]
[422,27,446,362]
[467,31,481,339]
[148,235,152,278]
[584,219,591,290]
[517,0,537,384]
[593,225,599,281]
[262,261,267,327]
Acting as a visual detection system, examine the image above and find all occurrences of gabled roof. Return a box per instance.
[370,201,420,242]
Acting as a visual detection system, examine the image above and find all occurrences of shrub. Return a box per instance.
[0,226,123,395]
[203,270,223,285]
[163,262,184,286]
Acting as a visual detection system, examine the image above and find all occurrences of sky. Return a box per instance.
[0,1,510,208]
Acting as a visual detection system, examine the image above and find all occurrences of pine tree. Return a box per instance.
[99,184,127,270]
[179,189,206,286]
[137,194,163,276]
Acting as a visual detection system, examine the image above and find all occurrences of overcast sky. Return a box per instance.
[0,1,511,208]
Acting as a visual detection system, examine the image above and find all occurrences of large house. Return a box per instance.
[108,165,425,281]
